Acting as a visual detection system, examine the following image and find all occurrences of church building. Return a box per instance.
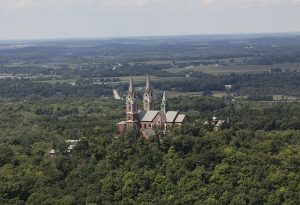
[116,76,188,137]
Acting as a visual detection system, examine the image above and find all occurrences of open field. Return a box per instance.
[167,91,231,98]
[161,91,203,98]
[118,76,185,82]
[164,63,300,74]
[272,95,299,101]
[36,79,76,85]
[132,57,249,65]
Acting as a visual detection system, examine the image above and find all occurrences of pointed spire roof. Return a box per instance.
[161,91,168,113]
[162,91,167,102]
[145,75,150,90]
[129,76,133,93]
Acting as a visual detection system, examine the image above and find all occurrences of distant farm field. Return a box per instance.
[163,63,300,74]
[118,76,184,82]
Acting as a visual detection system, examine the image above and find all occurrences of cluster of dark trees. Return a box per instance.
[168,96,300,131]
[1,97,300,204]
[2,71,300,102]
[4,128,300,205]
[0,79,113,100]
[152,72,300,98]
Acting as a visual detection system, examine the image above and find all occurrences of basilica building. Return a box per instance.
[116,76,188,137]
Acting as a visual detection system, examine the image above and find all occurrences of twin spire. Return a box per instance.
[126,76,168,113]
[145,75,150,90]
[143,75,154,110]
[129,76,134,93]
[128,75,150,93]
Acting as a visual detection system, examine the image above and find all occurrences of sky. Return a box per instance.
[0,0,300,40]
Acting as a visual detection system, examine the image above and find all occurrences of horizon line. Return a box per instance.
[1,31,300,42]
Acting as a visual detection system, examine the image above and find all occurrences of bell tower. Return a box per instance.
[126,77,139,128]
[143,75,155,111]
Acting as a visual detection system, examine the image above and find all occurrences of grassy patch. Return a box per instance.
[164,63,300,74]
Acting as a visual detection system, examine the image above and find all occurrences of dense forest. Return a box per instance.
[1,97,300,204]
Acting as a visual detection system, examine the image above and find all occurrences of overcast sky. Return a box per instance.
[1,0,300,40]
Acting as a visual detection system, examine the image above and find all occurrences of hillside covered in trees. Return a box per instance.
[1,97,300,204]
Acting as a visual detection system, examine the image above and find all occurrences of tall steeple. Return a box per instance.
[145,75,150,90]
[129,76,133,93]
[126,77,138,124]
[161,91,168,113]
[143,75,155,111]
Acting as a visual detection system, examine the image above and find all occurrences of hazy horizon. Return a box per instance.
[1,0,300,40]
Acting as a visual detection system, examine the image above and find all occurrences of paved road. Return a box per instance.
[113,89,122,100]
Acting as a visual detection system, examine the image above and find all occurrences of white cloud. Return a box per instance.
[0,0,300,39]
[1,0,300,11]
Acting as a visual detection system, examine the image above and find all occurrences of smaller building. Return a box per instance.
[224,85,233,90]
[205,114,229,131]
[66,140,80,154]
[48,149,58,158]
[48,139,80,158]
